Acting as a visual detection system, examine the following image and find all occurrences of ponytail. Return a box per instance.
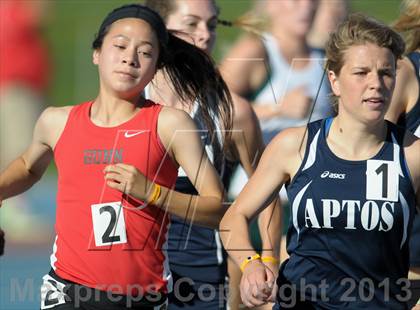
[218,11,266,37]
[392,0,420,53]
[159,32,233,162]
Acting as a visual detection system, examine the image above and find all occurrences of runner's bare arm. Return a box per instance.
[104,108,224,228]
[0,107,70,203]
[230,94,281,262]
[220,127,305,307]
[386,57,418,123]
[404,134,420,212]
[158,108,225,227]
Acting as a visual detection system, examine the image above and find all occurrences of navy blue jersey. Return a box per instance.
[397,51,420,136]
[167,104,227,283]
[143,85,228,286]
[279,118,416,309]
[397,51,420,268]
[167,178,227,283]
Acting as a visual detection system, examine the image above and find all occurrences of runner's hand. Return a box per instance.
[240,260,275,307]
[262,261,279,302]
[104,164,154,201]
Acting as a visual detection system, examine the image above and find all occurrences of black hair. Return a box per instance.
[94,3,233,159]
[92,4,169,68]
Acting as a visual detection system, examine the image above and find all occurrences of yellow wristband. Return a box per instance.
[240,254,261,272]
[417,298,420,305]
[261,256,279,264]
[148,183,161,205]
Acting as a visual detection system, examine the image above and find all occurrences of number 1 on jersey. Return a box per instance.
[366,160,399,202]
[375,163,388,198]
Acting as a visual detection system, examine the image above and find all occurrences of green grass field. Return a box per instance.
[43,0,400,107]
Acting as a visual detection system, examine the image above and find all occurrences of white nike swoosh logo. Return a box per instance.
[124,131,146,138]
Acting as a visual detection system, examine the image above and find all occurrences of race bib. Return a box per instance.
[91,201,127,246]
[366,160,399,202]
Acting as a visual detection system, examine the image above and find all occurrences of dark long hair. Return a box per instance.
[162,33,233,159]
[142,1,233,159]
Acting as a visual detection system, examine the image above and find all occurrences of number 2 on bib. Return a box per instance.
[91,202,127,246]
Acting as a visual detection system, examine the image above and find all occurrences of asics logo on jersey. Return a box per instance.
[84,149,123,164]
[320,171,346,179]
[320,171,329,178]
[124,130,146,138]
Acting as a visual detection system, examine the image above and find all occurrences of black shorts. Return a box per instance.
[167,270,227,309]
[40,269,168,310]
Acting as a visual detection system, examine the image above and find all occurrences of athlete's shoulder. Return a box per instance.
[220,34,268,95]
[220,33,266,76]
[276,119,324,149]
[35,106,73,148]
[38,106,72,130]
[256,125,309,181]
[227,33,266,58]
[157,106,204,162]
[157,107,198,145]
[396,56,417,96]
[399,56,416,80]
[403,130,419,181]
[406,51,420,69]
[159,106,195,129]
[268,125,308,157]
[386,57,418,123]
[43,105,73,116]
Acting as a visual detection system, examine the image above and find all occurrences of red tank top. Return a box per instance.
[52,100,178,295]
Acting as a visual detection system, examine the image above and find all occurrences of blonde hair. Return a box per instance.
[326,14,405,75]
[392,0,420,53]
[218,11,266,37]
[144,0,265,37]
[325,14,405,109]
